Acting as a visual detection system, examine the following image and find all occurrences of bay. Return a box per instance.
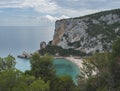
[0,26,80,83]
[54,58,80,83]
[0,26,54,71]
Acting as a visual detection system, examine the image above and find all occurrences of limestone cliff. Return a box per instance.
[52,9,120,54]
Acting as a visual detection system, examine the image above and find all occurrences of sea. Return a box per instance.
[0,26,80,83]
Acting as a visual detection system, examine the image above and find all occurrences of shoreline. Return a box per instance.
[65,57,97,78]
[65,57,83,69]
[55,56,83,69]
[66,57,97,77]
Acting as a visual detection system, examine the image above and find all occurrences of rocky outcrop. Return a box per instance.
[17,51,30,59]
[40,41,46,49]
[52,9,120,54]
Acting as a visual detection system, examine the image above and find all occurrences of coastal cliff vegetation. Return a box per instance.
[39,45,87,56]
[0,53,77,91]
[52,9,120,54]
[78,38,120,91]
[0,38,120,91]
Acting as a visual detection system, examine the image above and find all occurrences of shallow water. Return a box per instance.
[54,58,80,83]
[15,58,81,83]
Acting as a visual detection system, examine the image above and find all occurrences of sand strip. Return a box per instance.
[65,57,83,69]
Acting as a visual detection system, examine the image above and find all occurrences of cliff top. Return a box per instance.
[56,8,120,22]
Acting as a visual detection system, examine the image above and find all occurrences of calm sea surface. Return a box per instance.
[0,26,80,82]
[54,59,80,83]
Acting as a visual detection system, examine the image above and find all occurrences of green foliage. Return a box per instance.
[0,55,16,71]
[26,53,78,91]
[1,9,120,91]
[78,39,120,91]
[1,37,120,91]
[58,75,76,91]
[0,55,50,91]
[78,53,111,91]
[39,45,86,56]
[71,9,120,52]
[0,70,26,91]
[109,38,120,89]
[87,22,120,39]
[112,38,120,58]
[28,53,55,81]
[29,78,50,91]
[50,75,78,91]
[80,53,110,78]
[0,70,50,91]
[3,37,120,91]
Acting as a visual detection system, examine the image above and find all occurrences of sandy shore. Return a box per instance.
[65,57,97,78]
[65,57,83,69]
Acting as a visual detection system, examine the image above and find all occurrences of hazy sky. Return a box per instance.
[0,0,120,26]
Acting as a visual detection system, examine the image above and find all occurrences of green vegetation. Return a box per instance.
[56,75,77,91]
[110,38,120,89]
[28,53,55,80]
[0,55,50,91]
[26,53,77,91]
[86,22,120,38]
[39,45,86,56]
[0,70,50,91]
[0,38,120,91]
[83,9,120,51]
[0,53,77,91]
[0,55,16,71]
[78,38,120,91]
[59,9,120,52]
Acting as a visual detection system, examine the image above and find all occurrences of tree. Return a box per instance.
[0,55,16,71]
[0,55,50,91]
[80,53,110,78]
[0,70,50,91]
[78,39,120,91]
[55,75,76,91]
[49,75,78,91]
[110,38,120,90]
[28,53,55,81]
[0,70,27,91]
[78,53,111,91]
[112,38,120,58]
[29,78,50,91]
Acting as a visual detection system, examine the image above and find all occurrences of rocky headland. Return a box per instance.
[52,9,120,54]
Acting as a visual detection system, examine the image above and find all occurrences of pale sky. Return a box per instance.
[0,0,120,26]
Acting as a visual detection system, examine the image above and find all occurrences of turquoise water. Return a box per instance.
[15,58,80,83]
[15,58,31,71]
[54,59,80,83]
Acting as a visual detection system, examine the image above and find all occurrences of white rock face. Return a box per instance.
[52,9,120,54]
[99,14,120,25]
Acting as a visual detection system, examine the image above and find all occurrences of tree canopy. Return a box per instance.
[0,38,120,91]
[0,55,50,91]
[78,38,120,91]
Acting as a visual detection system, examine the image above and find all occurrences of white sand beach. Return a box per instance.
[65,57,97,78]
[65,57,83,69]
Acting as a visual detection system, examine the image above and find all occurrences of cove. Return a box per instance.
[54,58,81,83]
[15,58,80,83]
